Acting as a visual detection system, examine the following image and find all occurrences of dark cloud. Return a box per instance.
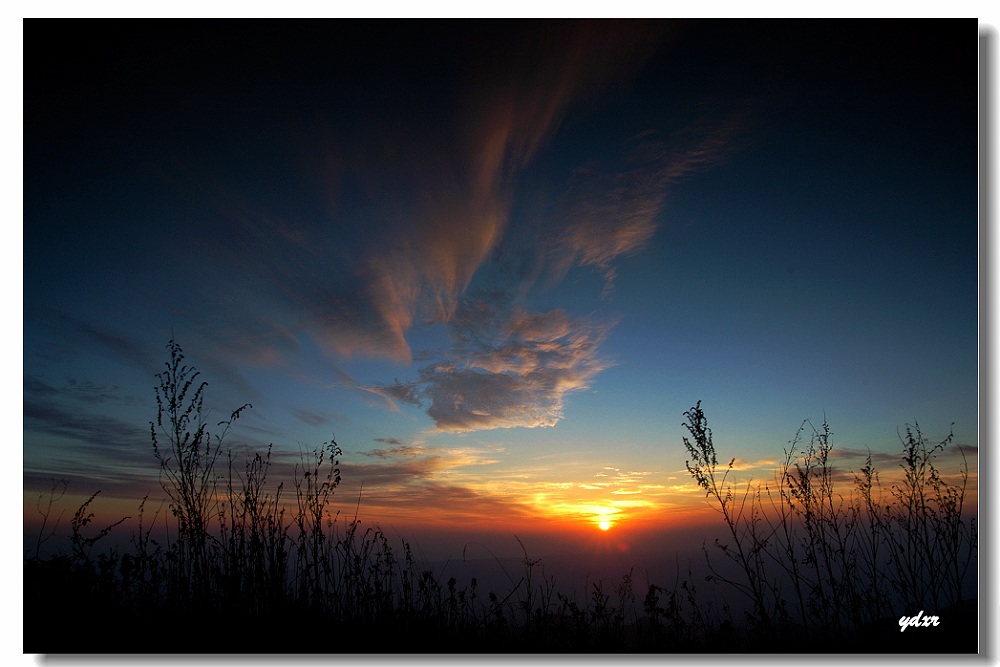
[291,408,329,427]
[23,398,160,497]
[363,299,611,432]
[351,480,535,523]
[359,381,422,412]
[55,312,156,370]
[366,445,426,460]
[829,442,978,471]
[24,307,157,371]
[198,316,302,370]
[827,447,907,469]
[62,379,126,405]
[343,444,497,486]
[24,377,59,397]
[430,304,610,431]
[24,399,149,455]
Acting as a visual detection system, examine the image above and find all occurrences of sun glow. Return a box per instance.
[589,505,618,531]
[526,493,660,535]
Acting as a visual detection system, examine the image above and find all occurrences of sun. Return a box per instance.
[598,520,611,531]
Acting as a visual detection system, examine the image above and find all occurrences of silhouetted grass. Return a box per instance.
[22,345,977,654]
[681,401,977,653]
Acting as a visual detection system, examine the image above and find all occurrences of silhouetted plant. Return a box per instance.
[292,437,342,607]
[681,401,977,647]
[70,490,128,569]
[31,477,68,560]
[218,444,289,614]
[682,401,772,629]
[882,423,976,613]
[21,346,977,653]
[150,339,250,603]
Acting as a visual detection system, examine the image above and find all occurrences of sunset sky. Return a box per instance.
[23,20,978,561]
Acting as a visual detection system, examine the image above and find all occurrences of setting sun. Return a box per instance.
[21,18,978,657]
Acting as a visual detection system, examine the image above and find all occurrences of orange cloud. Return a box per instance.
[304,23,670,364]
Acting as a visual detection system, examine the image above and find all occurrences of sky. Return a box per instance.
[22,20,980,562]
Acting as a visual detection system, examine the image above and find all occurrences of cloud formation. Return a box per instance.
[151,25,749,439]
[547,109,753,294]
[251,23,674,366]
[369,299,612,432]
[346,443,501,492]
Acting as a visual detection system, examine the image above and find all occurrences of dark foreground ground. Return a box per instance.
[24,557,978,655]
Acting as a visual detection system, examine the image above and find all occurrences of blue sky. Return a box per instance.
[22,20,978,557]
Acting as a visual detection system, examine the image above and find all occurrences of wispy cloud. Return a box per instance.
[366,444,428,460]
[23,398,160,497]
[175,23,678,371]
[351,481,536,526]
[291,408,329,427]
[728,458,779,472]
[25,24,755,509]
[25,376,137,407]
[133,26,749,439]
[550,148,665,289]
[547,109,753,295]
[339,443,503,509]
[25,308,156,371]
[23,400,148,455]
